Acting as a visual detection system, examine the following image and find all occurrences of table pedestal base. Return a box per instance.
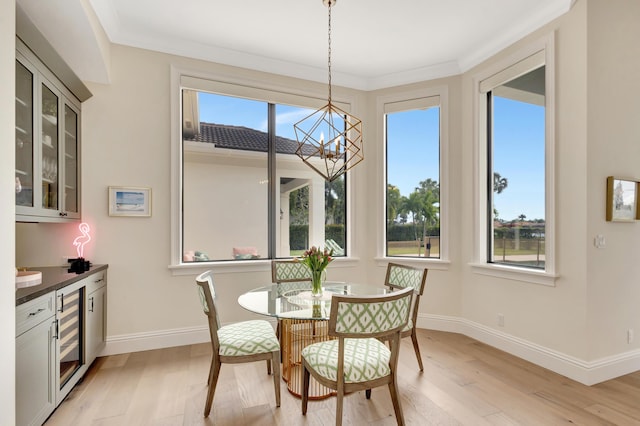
[281,318,335,400]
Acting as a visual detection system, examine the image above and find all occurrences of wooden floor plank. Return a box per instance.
[45,329,640,426]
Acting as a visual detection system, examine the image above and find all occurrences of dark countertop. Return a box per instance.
[16,264,108,306]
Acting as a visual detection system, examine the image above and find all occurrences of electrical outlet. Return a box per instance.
[628,329,634,344]
[497,313,505,327]
[594,235,606,249]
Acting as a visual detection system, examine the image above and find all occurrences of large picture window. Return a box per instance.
[180,88,347,263]
[384,96,441,259]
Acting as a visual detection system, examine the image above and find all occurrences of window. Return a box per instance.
[178,81,348,264]
[475,36,556,282]
[384,97,441,259]
[487,66,545,269]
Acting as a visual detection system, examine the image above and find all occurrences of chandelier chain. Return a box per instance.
[327,2,332,104]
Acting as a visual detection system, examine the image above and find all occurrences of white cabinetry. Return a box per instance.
[15,268,107,425]
[16,293,56,426]
[15,39,81,222]
[85,271,107,364]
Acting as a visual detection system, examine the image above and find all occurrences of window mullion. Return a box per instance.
[486,92,494,263]
[268,103,276,259]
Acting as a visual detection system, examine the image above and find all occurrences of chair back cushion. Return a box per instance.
[385,263,428,295]
[330,287,413,338]
[195,271,222,347]
[271,260,312,282]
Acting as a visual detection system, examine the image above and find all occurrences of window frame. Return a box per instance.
[169,66,360,274]
[471,34,557,286]
[376,86,450,269]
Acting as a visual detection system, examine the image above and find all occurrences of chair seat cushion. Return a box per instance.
[218,320,279,356]
[301,338,391,383]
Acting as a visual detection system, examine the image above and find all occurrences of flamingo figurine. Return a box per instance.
[73,222,91,258]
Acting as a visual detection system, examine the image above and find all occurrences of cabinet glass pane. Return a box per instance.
[41,84,59,210]
[64,105,78,213]
[16,60,34,207]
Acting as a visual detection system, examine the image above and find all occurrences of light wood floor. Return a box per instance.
[45,330,640,425]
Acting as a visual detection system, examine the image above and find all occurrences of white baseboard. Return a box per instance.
[101,316,640,386]
[101,326,210,356]
[101,318,279,357]
[418,314,640,386]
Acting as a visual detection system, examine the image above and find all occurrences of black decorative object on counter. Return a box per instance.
[68,257,91,274]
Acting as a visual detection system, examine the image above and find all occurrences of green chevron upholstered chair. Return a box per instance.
[271,260,313,341]
[301,287,414,426]
[195,271,281,417]
[383,262,428,371]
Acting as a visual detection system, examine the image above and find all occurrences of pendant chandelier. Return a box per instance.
[294,0,363,182]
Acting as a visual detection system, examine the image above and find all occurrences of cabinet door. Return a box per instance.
[15,58,35,211]
[62,102,80,218]
[86,285,106,364]
[40,79,61,215]
[16,319,56,426]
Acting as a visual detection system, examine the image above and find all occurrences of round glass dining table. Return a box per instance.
[238,282,389,399]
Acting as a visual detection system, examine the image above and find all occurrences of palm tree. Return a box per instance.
[494,172,508,194]
[386,184,402,225]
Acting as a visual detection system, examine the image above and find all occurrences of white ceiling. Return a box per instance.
[18,0,573,90]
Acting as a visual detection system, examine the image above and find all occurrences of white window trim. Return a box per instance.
[168,65,361,274]
[375,85,450,268]
[471,32,557,286]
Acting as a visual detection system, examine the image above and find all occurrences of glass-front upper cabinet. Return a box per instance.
[15,43,82,222]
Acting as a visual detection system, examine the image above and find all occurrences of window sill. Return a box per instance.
[374,257,451,271]
[169,256,360,276]
[470,262,557,286]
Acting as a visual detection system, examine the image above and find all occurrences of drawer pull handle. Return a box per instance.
[28,308,45,317]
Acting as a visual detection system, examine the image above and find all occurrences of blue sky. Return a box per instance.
[197,92,546,222]
[493,97,545,221]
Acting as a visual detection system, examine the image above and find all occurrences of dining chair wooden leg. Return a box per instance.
[387,379,405,426]
[204,360,221,417]
[266,359,272,375]
[335,388,344,426]
[365,389,371,399]
[272,350,281,407]
[411,330,424,371]
[302,365,310,415]
[207,358,213,386]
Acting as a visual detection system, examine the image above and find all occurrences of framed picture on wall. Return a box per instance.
[108,186,152,217]
[606,177,639,222]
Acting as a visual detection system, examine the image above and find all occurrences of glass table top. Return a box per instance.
[237,281,389,321]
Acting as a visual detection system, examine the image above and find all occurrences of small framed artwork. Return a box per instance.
[108,186,152,217]
[606,177,639,222]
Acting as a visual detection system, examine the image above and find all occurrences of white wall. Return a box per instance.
[1,0,16,422]
[586,0,640,360]
[13,0,640,385]
[458,0,590,359]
